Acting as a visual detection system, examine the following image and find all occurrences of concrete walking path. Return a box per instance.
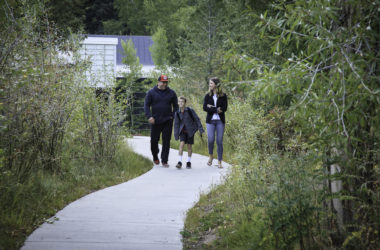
[22,136,229,249]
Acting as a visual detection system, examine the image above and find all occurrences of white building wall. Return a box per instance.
[80,37,118,87]
[79,36,160,85]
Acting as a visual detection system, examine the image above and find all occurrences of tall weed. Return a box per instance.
[0,141,152,249]
[183,96,327,249]
[0,2,151,249]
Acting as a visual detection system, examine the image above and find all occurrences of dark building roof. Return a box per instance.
[85,34,154,66]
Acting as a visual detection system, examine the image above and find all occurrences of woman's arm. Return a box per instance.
[203,95,217,113]
[172,92,179,117]
[219,94,228,112]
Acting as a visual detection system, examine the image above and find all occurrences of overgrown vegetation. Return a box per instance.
[177,0,379,249]
[1,0,378,249]
[0,142,152,249]
[183,100,326,249]
[115,38,151,133]
[0,1,152,249]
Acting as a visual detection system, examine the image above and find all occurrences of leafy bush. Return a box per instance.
[0,2,152,249]
[182,0,379,248]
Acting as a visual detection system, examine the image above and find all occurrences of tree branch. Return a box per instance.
[299,61,323,105]
[341,47,379,95]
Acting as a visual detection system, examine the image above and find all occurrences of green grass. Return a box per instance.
[169,127,248,249]
[180,137,323,249]
[182,174,275,250]
[182,185,229,249]
[0,140,152,250]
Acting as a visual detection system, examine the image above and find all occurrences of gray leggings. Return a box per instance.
[206,120,225,161]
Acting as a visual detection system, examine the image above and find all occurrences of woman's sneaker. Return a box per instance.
[176,162,182,169]
[186,162,191,169]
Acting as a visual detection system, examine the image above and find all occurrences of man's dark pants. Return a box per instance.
[150,119,173,164]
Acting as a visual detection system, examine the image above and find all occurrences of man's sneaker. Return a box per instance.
[162,162,169,168]
[153,159,160,165]
[186,162,191,169]
[176,162,182,169]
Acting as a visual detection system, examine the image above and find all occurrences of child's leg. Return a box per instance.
[187,144,192,157]
[178,141,185,162]
[185,143,192,169]
[187,144,192,161]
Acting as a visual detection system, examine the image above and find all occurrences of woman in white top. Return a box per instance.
[202,77,228,168]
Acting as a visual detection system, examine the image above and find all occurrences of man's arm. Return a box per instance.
[144,90,152,119]
[173,112,179,140]
[144,90,156,124]
[172,92,179,117]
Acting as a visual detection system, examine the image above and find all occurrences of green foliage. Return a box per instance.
[176,0,228,86]
[112,0,192,62]
[113,0,148,35]
[182,96,326,249]
[254,1,380,247]
[103,19,124,35]
[116,38,149,133]
[1,0,83,176]
[121,39,142,73]
[182,0,379,249]
[63,86,121,166]
[150,27,170,69]
[45,0,86,39]
[115,78,150,133]
[142,0,188,62]
[0,1,153,249]
[83,0,118,34]
[0,141,152,250]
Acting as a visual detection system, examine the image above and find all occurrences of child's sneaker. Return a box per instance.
[186,162,191,169]
[176,162,182,169]
[162,162,169,168]
[153,159,160,165]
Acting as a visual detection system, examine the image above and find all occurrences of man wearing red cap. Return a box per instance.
[144,75,179,167]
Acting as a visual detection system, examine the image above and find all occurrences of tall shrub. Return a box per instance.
[0,0,124,184]
[252,0,380,247]
[0,1,83,177]
[115,38,148,132]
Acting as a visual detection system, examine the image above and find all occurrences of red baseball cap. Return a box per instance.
[158,75,169,82]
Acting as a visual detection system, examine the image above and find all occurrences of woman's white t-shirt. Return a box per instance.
[212,94,221,120]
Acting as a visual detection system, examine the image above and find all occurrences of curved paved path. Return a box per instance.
[22,136,229,250]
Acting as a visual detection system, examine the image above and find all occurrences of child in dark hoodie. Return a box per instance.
[174,96,204,169]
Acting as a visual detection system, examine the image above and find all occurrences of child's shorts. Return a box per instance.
[179,132,194,144]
